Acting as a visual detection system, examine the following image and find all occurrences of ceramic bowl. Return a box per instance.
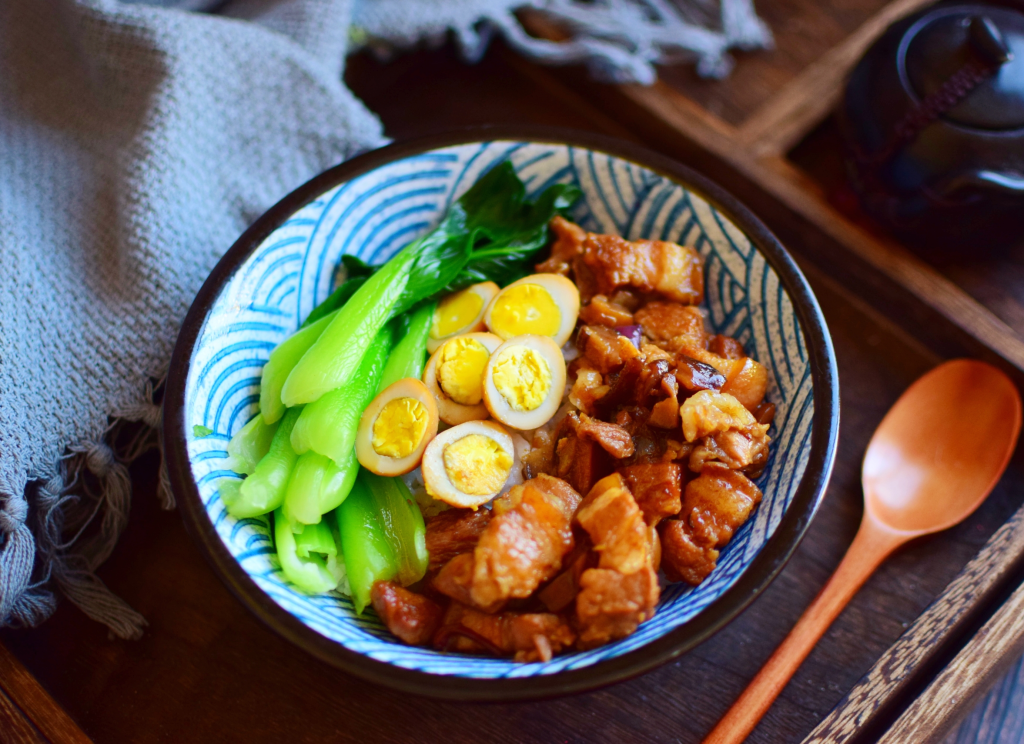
[164,129,839,700]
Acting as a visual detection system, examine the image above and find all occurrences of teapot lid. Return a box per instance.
[902,5,1024,130]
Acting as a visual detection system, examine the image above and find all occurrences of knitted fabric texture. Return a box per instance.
[0,0,768,637]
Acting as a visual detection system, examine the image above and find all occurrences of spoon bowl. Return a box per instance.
[706,359,1021,744]
[864,359,1022,535]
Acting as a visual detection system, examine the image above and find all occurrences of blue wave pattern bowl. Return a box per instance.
[167,133,838,699]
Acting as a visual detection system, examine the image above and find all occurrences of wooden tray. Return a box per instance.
[3,11,1024,741]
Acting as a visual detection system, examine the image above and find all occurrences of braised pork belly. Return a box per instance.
[370,218,773,660]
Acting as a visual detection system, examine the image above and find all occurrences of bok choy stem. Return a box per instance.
[260,310,338,424]
[336,475,397,613]
[224,406,302,519]
[281,449,359,526]
[375,300,435,394]
[280,244,416,406]
[274,509,340,595]
[359,470,428,587]
[226,413,279,475]
[289,322,395,463]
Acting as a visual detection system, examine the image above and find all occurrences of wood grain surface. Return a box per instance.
[805,506,1024,743]
[883,579,1024,743]
[733,0,935,157]
[0,687,47,744]
[0,638,91,744]
[2,43,1023,744]
[707,517,905,744]
[945,654,1024,743]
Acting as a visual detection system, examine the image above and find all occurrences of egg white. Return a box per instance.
[421,420,516,509]
[483,274,579,348]
[427,282,499,353]
[423,332,502,425]
[355,378,438,476]
[482,334,567,430]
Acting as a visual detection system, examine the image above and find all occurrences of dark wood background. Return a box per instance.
[3,40,1022,744]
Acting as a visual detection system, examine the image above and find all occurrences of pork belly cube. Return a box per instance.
[432,477,580,614]
[470,479,578,611]
[568,365,607,415]
[682,463,762,549]
[680,390,768,443]
[425,508,492,572]
[579,295,635,327]
[436,602,576,662]
[573,477,662,648]
[432,552,477,608]
[634,301,709,353]
[576,566,660,649]
[639,342,675,365]
[619,462,683,525]
[709,334,745,359]
[536,215,586,275]
[575,474,649,574]
[495,473,582,520]
[575,413,635,459]
[659,520,719,586]
[720,356,769,411]
[577,324,636,374]
[556,429,614,496]
[689,428,771,474]
[371,581,444,646]
[648,396,681,429]
[582,235,704,304]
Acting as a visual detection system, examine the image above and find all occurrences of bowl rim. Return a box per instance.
[163,126,840,702]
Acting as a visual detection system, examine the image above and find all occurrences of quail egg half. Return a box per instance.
[427,281,499,353]
[422,420,516,509]
[356,378,438,476]
[484,273,579,348]
[423,332,502,425]
[482,334,566,430]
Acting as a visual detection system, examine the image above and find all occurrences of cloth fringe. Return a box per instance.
[354,0,774,85]
[0,380,165,639]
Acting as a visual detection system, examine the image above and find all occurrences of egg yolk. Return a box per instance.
[436,337,490,405]
[442,434,513,496]
[372,397,429,458]
[433,288,484,339]
[491,347,552,412]
[488,284,560,339]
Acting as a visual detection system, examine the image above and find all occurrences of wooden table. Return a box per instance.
[3,34,1023,744]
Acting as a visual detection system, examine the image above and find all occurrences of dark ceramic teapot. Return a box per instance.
[839,1,1024,250]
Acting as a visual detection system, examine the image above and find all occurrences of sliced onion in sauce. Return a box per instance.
[616,324,642,349]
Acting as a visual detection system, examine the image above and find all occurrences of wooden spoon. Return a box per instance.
[704,359,1022,744]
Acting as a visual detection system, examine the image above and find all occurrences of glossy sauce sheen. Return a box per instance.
[375,219,775,659]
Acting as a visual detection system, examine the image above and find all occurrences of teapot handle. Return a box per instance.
[935,170,1024,202]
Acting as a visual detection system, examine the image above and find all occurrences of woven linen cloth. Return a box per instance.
[0,0,769,638]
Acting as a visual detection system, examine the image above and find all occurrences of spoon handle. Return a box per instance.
[703,517,906,744]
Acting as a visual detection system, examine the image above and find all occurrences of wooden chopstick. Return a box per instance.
[880,577,1024,743]
[805,502,1024,742]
